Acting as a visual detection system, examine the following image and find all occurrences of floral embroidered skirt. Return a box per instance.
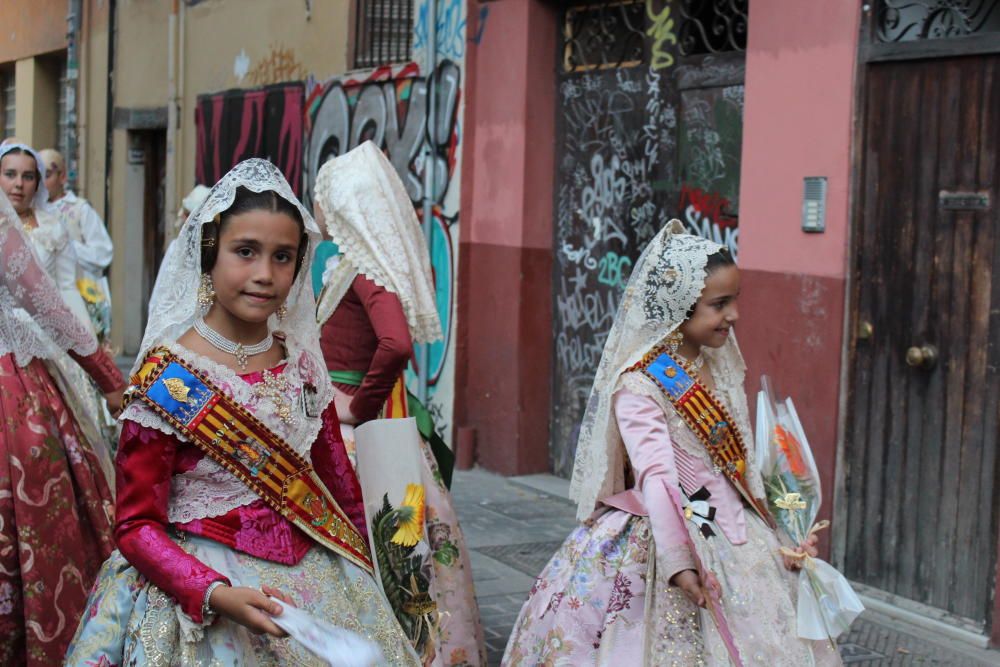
[0,354,115,666]
[341,423,487,667]
[66,534,421,666]
[502,507,843,666]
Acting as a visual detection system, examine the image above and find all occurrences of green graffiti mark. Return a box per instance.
[646,0,677,70]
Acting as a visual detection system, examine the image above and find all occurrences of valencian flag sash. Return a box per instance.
[633,346,776,529]
[128,348,374,574]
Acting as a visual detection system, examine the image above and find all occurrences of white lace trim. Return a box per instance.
[0,194,96,365]
[123,342,326,524]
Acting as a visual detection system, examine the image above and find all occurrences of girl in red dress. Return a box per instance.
[67,160,418,666]
[315,142,486,666]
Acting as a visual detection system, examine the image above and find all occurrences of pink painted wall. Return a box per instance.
[455,0,558,475]
[736,1,862,559]
[738,1,862,280]
[464,0,554,251]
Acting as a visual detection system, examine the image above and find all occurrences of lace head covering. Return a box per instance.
[0,188,96,365]
[313,141,442,343]
[133,158,332,412]
[0,143,51,211]
[569,220,749,520]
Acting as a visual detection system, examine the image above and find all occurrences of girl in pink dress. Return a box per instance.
[502,222,843,666]
[0,189,124,665]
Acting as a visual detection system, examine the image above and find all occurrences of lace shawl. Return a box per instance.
[313,141,442,343]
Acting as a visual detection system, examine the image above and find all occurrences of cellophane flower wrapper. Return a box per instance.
[755,376,864,641]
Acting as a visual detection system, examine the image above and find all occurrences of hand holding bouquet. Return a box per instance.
[755,376,864,642]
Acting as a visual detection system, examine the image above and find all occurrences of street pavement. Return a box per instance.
[451,467,1000,667]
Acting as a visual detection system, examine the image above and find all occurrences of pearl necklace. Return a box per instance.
[194,317,273,370]
[680,351,706,377]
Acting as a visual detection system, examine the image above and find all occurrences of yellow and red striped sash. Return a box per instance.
[129,349,374,573]
[632,345,775,529]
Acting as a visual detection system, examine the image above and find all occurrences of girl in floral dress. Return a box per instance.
[0,188,124,666]
[66,159,418,666]
[502,222,843,666]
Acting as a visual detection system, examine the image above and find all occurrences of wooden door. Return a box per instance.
[139,130,166,332]
[844,54,1000,629]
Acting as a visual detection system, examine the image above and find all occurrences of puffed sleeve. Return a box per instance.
[114,420,230,623]
[350,275,413,422]
[310,402,369,540]
[614,389,698,582]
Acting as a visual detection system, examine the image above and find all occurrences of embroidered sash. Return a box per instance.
[632,346,776,529]
[128,349,374,574]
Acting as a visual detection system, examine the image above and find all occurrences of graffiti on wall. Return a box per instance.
[244,44,307,87]
[550,66,677,477]
[646,0,677,70]
[677,84,744,258]
[303,59,463,433]
[303,61,462,208]
[195,82,305,196]
[413,0,467,61]
[679,183,738,258]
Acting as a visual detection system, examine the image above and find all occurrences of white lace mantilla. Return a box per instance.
[122,342,328,524]
[0,192,96,365]
[314,142,442,343]
[569,221,760,520]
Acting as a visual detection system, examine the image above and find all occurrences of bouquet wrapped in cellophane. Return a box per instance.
[755,376,864,642]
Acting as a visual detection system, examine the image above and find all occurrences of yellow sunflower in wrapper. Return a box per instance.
[391,483,426,547]
[77,278,105,304]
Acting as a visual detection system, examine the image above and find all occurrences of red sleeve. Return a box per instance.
[349,275,413,422]
[310,403,369,541]
[114,420,230,623]
[69,347,125,393]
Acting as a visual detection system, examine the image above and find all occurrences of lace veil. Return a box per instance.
[131,158,332,413]
[0,142,52,211]
[313,141,442,343]
[0,188,97,365]
[568,220,750,521]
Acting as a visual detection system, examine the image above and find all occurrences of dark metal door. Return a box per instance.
[549,0,748,477]
[844,53,1000,628]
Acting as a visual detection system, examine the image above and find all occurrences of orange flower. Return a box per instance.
[775,425,808,477]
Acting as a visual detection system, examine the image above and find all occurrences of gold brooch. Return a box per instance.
[163,377,191,404]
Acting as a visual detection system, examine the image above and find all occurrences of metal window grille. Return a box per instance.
[2,70,15,141]
[57,60,69,159]
[875,0,1000,42]
[678,0,749,56]
[562,0,647,72]
[354,0,413,69]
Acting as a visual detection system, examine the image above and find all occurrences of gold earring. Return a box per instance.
[197,274,215,314]
[667,329,683,355]
[276,303,288,322]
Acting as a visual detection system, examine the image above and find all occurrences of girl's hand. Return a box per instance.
[103,388,124,418]
[671,569,713,608]
[782,533,820,571]
[333,391,359,426]
[208,585,288,637]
